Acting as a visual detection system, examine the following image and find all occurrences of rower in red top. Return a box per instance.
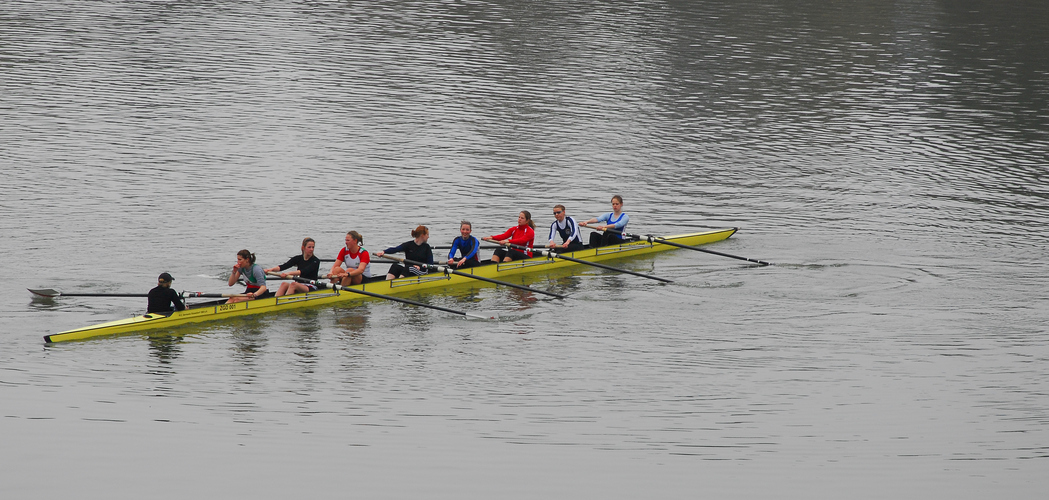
[483,210,535,262]
[328,231,372,286]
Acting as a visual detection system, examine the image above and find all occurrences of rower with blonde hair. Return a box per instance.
[580,195,630,248]
[328,231,371,286]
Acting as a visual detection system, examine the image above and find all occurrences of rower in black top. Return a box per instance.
[264,237,322,296]
[376,225,434,279]
[147,272,186,314]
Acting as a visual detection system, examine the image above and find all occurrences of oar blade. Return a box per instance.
[465,311,496,320]
[28,288,61,298]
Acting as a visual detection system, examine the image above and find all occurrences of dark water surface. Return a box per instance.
[2,1,1048,498]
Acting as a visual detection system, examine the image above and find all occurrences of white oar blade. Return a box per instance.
[465,312,496,320]
[28,288,61,297]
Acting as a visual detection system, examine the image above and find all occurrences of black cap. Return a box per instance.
[158,272,174,282]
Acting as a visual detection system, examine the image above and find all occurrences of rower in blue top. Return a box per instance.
[579,195,630,248]
[446,220,482,268]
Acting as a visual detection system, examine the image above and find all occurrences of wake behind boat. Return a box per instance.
[41,228,739,343]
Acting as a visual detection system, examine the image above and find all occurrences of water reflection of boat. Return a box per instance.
[43,228,737,343]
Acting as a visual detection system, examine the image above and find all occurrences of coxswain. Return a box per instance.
[147,272,186,314]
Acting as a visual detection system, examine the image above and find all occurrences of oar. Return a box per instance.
[28,288,249,298]
[293,278,493,320]
[430,245,502,251]
[502,243,673,283]
[373,254,567,299]
[318,246,502,263]
[264,272,303,280]
[590,227,772,266]
[181,292,253,298]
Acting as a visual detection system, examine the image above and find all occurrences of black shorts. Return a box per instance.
[492,248,531,261]
[388,263,429,278]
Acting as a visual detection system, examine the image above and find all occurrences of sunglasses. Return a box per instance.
[553,210,562,215]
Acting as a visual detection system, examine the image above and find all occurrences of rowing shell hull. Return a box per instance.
[43,228,737,343]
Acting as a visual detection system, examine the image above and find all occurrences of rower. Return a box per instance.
[264,237,321,296]
[376,225,434,279]
[227,249,267,303]
[484,211,535,262]
[580,195,630,248]
[546,204,584,252]
[446,220,481,268]
[328,231,372,286]
[147,272,186,314]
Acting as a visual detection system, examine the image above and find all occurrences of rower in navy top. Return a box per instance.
[376,225,434,279]
[264,237,322,296]
[580,195,630,248]
[147,272,185,314]
[546,204,584,252]
[447,220,481,268]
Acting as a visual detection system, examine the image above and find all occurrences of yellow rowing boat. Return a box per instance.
[43,228,737,343]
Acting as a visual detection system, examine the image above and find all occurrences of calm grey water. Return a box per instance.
[2,1,1048,498]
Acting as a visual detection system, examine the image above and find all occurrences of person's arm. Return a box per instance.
[507,227,532,246]
[596,213,613,230]
[281,256,303,277]
[170,288,186,311]
[328,259,343,277]
[487,228,514,243]
[447,238,460,261]
[377,242,406,258]
[328,249,346,277]
[579,217,598,227]
[228,265,241,286]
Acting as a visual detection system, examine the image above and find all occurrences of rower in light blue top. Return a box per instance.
[580,195,630,248]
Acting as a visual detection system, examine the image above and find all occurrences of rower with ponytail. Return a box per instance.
[227,249,268,303]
